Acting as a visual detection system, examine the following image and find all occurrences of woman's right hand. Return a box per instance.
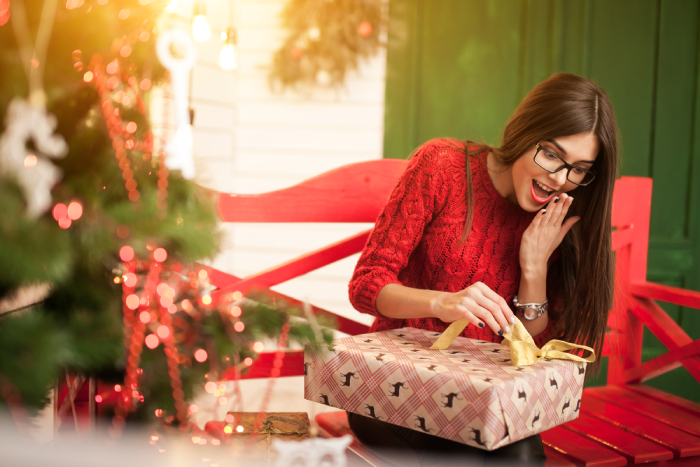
[429,282,516,335]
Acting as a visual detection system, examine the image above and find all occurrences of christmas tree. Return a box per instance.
[0,0,333,431]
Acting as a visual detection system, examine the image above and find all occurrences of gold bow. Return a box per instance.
[429,318,595,366]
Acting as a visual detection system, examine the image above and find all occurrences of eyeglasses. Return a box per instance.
[533,143,596,186]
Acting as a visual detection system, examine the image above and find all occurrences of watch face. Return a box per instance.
[523,306,539,320]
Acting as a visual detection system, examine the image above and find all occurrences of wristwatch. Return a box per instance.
[512,295,548,320]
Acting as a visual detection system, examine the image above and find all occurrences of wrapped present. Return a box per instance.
[206,412,311,459]
[304,320,594,451]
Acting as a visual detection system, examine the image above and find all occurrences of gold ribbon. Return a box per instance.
[430,318,595,366]
[254,417,308,455]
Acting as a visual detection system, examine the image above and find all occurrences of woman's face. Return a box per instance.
[509,132,599,212]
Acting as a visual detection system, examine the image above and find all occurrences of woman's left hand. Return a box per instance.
[520,193,580,273]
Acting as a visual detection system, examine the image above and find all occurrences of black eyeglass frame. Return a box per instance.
[533,143,596,187]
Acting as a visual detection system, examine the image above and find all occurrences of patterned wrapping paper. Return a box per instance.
[304,327,586,450]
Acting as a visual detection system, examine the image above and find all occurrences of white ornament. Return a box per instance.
[0,98,68,217]
[272,435,352,467]
[156,28,197,180]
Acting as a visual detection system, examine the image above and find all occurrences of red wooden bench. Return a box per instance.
[206,160,700,467]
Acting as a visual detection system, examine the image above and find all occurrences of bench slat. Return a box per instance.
[541,425,627,466]
[592,385,700,437]
[624,384,700,417]
[564,411,673,463]
[582,390,700,458]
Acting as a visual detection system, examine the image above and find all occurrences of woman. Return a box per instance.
[347,73,619,466]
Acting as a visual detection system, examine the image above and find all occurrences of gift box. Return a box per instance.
[304,326,588,451]
[206,412,311,459]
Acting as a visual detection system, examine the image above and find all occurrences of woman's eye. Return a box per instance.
[572,167,586,175]
[545,151,559,160]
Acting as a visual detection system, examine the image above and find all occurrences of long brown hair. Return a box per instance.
[461,73,619,375]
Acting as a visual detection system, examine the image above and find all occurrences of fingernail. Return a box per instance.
[541,210,547,214]
[510,317,516,324]
[497,329,503,336]
[478,323,485,328]
[554,197,559,204]
[504,326,511,333]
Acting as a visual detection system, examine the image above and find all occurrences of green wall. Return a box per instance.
[383,0,700,400]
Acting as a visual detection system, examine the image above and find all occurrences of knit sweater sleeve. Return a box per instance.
[349,140,454,317]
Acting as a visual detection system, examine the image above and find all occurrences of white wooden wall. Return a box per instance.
[160,0,386,328]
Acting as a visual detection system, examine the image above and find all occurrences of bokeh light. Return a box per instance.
[156,325,170,339]
[153,248,167,262]
[124,273,137,288]
[253,342,264,353]
[231,306,241,317]
[204,382,217,394]
[119,245,135,262]
[95,394,103,403]
[24,154,37,167]
[234,322,245,332]
[83,71,93,82]
[201,295,212,305]
[232,291,243,301]
[218,397,227,405]
[189,404,199,413]
[126,294,140,310]
[67,201,83,220]
[198,269,207,279]
[244,357,253,366]
[145,334,159,349]
[223,426,232,434]
[236,425,244,433]
[139,311,151,323]
[53,203,67,221]
[194,349,208,362]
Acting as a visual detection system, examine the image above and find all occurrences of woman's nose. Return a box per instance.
[549,170,568,188]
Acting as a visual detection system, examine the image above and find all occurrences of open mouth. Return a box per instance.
[531,180,556,204]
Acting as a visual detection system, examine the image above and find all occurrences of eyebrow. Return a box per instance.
[545,139,596,164]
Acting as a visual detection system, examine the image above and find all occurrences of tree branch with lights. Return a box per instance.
[0,0,334,434]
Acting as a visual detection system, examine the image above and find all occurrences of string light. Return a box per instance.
[191,1,211,42]
[219,27,238,71]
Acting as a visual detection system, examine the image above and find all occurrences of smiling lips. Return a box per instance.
[531,179,556,204]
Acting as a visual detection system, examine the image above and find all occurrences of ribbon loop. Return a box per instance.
[430,318,595,366]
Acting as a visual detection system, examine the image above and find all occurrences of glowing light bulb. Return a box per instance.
[219,28,238,70]
[191,2,211,42]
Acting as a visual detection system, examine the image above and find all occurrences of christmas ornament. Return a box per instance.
[156,28,196,180]
[0,98,68,217]
[272,435,353,467]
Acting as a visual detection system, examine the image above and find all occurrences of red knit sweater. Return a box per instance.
[349,139,558,348]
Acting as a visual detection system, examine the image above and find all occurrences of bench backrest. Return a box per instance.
[209,160,700,385]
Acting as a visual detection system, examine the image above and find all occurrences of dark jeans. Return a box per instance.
[347,412,546,467]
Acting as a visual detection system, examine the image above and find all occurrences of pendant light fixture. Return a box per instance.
[191,0,211,42]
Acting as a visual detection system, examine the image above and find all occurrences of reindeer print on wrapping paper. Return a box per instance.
[578,364,586,375]
[364,404,383,420]
[561,398,571,415]
[549,374,559,391]
[441,392,462,408]
[575,399,581,412]
[373,353,386,363]
[340,372,359,387]
[469,428,487,447]
[319,394,332,406]
[531,411,541,428]
[303,362,313,376]
[395,333,406,338]
[447,350,463,355]
[414,415,433,433]
[426,364,439,373]
[517,385,527,403]
[388,382,408,397]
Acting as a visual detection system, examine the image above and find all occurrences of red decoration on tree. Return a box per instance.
[357,21,373,38]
